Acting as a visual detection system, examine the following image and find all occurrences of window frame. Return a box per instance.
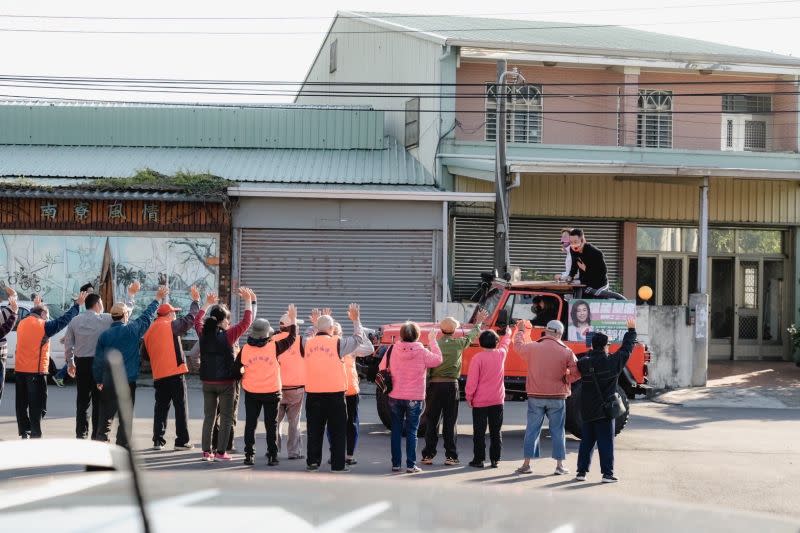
[329,39,338,74]
[484,82,543,144]
[404,97,420,149]
[636,89,673,149]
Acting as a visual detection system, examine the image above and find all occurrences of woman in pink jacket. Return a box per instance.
[381,322,442,473]
[465,328,512,468]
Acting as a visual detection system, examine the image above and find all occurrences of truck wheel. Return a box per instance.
[375,388,428,437]
[565,382,630,439]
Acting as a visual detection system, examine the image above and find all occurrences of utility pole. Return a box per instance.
[493,60,510,277]
[493,61,524,278]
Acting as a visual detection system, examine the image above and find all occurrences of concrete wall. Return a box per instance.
[636,305,696,389]
[454,62,797,152]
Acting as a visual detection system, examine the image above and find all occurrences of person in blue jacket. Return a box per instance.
[93,285,167,448]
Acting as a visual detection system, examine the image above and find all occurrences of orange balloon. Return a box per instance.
[638,285,653,301]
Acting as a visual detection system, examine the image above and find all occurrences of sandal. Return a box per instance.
[515,465,532,474]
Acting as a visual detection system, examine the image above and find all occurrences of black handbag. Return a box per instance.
[374,345,394,395]
[589,367,626,420]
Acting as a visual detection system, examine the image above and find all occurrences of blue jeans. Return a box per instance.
[577,418,615,476]
[523,398,567,460]
[389,398,423,468]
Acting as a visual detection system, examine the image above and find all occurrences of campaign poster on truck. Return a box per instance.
[567,299,636,343]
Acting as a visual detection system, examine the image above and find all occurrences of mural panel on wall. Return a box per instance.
[0,232,218,318]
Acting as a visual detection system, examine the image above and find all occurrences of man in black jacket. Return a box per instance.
[567,228,624,300]
[574,317,636,483]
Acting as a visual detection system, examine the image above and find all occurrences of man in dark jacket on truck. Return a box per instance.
[574,317,636,484]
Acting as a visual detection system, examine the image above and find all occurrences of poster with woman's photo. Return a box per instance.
[568,299,636,343]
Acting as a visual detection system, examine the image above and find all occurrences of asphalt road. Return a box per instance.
[1,379,798,521]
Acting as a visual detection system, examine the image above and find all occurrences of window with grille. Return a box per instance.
[726,120,734,148]
[637,90,672,148]
[743,265,758,309]
[722,94,772,113]
[404,97,420,148]
[744,120,767,151]
[485,83,542,143]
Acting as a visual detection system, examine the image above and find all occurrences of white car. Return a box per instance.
[1,300,67,375]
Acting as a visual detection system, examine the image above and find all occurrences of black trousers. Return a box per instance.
[153,374,190,447]
[15,373,47,438]
[243,391,280,457]
[472,404,504,463]
[328,393,360,456]
[306,392,347,470]
[422,381,460,460]
[212,381,239,451]
[0,356,6,408]
[95,382,137,449]
[75,357,100,440]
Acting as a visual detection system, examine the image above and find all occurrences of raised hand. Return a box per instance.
[309,308,321,324]
[475,308,489,324]
[8,294,18,313]
[75,291,88,306]
[247,288,257,301]
[238,286,254,302]
[190,285,200,302]
[156,285,169,301]
[205,292,218,306]
[4,286,16,298]
[347,303,360,322]
[322,307,333,317]
[286,303,297,323]
[626,317,636,329]
[427,327,438,345]
[128,280,141,296]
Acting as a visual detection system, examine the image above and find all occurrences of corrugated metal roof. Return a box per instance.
[0,102,384,149]
[0,137,434,187]
[348,12,800,66]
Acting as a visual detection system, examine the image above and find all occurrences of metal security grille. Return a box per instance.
[744,120,767,151]
[661,258,684,305]
[637,89,673,149]
[452,217,622,301]
[485,83,543,144]
[722,94,772,113]
[238,229,435,330]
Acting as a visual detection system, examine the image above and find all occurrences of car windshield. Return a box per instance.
[471,287,502,322]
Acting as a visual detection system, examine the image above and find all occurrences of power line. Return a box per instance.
[0,74,798,88]
[1,14,800,35]
[1,1,798,21]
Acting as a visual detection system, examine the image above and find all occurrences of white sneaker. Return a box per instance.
[554,465,570,475]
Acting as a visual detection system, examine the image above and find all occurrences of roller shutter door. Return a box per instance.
[238,229,435,329]
[452,217,621,301]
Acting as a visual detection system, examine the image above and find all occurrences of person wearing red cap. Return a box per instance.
[142,286,202,451]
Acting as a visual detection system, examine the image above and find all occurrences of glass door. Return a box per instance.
[732,258,786,360]
[709,258,734,359]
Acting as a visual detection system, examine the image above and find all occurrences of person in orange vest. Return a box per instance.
[142,285,202,451]
[310,304,374,466]
[303,311,350,472]
[0,287,19,410]
[15,291,87,438]
[275,312,305,460]
[235,305,298,466]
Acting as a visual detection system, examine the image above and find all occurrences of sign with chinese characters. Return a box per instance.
[567,299,636,343]
[74,201,90,221]
[40,202,58,220]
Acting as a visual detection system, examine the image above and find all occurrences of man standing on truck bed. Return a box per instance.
[421,308,488,466]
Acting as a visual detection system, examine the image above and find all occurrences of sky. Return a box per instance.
[1,0,799,104]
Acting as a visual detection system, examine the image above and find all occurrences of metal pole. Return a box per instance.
[493,59,509,276]
[698,176,709,294]
[442,201,449,304]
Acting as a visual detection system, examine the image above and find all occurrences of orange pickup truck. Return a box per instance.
[370,279,651,438]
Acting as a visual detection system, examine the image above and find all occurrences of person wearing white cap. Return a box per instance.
[275,312,306,460]
[512,319,579,476]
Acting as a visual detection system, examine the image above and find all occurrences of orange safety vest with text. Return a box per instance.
[240,342,281,394]
[274,331,305,388]
[15,315,49,374]
[304,334,346,393]
[144,317,189,380]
